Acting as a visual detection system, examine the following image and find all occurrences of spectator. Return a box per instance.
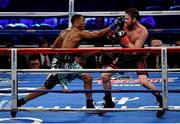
[28,54,41,69]
[140,16,156,28]
[147,38,163,69]
[37,37,52,68]
[0,43,28,69]
[95,17,105,29]
[175,40,180,46]
[168,40,180,68]
[0,0,10,11]
[151,38,163,47]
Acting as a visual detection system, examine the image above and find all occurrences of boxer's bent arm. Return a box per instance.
[134,30,148,48]
[128,30,148,48]
[80,27,111,39]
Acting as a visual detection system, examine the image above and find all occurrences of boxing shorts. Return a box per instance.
[116,53,148,76]
[44,54,85,89]
[51,54,75,69]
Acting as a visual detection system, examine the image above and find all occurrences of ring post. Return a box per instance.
[11,48,18,110]
[161,47,168,109]
[68,0,74,28]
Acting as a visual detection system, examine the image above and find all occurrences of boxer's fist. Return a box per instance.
[116,30,126,37]
[107,31,118,42]
[116,30,129,47]
[109,16,124,30]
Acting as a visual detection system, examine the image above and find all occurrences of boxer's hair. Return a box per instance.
[71,14,83,24]
[125,8,140,20]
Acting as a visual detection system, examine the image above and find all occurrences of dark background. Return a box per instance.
[0,0,179,46]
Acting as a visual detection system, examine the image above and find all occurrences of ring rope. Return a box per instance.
[18,107,180,112]
[0,12,69,17]
[18,68,162,72]
[0,11,179,16]
[0,107,164,112]
[2,68,180,73]
[19,68,180,72]
[0,47,180,54]
[0,89,180,94]
[16,47,180,54]
[75,11,180,16]
[2,107,180,112]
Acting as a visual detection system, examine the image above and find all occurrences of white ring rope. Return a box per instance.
[0,11,179,17]
[75,11,180,16]
[1,107,180,112]
[1,68,180,73]
[0,12,69,17]
[0,107,164,112]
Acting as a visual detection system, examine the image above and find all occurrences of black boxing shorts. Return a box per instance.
[51,54,75,69]
[44,54,84,89]
[116,53,148,76]
[44,54,75,89]
[44,74,59,89]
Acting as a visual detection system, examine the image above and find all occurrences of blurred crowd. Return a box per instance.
[0,0,179,11]
[0,36,179,69]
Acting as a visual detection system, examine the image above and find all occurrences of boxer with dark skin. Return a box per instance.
[101,8,165,117]
[11,14,123,117]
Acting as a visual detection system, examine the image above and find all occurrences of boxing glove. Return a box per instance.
[109,16,124,30]
[116,30,130,47]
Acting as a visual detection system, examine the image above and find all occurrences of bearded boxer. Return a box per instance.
[11,14,124,117]
[101,8,165,118]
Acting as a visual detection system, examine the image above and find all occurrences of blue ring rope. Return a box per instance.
[0,89,180,93]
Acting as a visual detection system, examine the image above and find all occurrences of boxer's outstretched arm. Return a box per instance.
[79,27,111,39]
[79,16,124,39]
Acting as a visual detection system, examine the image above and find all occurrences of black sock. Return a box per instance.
[86,99,93,102]
[104,93,113,102]
[152,92,161,98]
[105,93,111,98]
[18,98,26,106]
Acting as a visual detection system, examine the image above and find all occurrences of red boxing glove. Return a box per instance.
[116,30,129,47]
[107,31,118,43]
[121,35,130,47]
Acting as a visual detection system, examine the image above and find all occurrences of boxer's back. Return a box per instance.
[62,28,82,48]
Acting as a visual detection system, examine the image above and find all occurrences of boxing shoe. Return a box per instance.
[98,95,115,116]
[103,101,115,108]
[86,99,100,114]
[86,99,95,108]
[103,96,115,108]
[11,98,26,118]
[155,94,165,118]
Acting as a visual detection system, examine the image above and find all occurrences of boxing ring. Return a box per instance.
[0,0,180,123]
[0,47,180,123]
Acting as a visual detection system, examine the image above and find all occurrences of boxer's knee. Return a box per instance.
[83,74,92,85]
[101,73,111,84]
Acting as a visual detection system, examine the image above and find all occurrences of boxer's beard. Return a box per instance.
[127,22,135,31]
